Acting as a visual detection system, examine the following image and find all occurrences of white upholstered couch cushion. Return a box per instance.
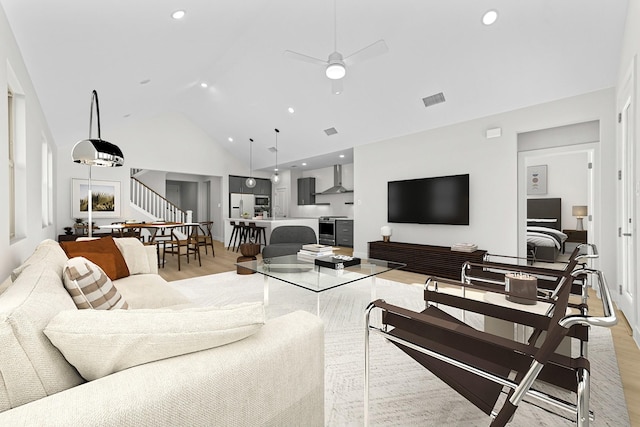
[44,302,265,381]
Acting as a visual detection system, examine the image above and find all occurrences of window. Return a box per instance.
[7,62,27,242]
[41,137,53,227]
[8,88,15,238]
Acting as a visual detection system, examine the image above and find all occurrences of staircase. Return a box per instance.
[130,176,186,223]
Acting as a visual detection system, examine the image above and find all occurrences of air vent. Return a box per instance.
[267,146,277,153]
[324,127,338,136]
[422,92,446,108]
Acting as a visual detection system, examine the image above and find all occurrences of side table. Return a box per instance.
[562,229,587,253]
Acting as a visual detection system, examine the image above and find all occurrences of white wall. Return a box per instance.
[353,89,616,294]
[56,112,251,244]
[0,5,59,280]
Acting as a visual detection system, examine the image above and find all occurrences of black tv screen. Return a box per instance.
[387,174,469,225]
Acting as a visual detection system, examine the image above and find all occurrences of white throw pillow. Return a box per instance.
[43,302,265,381]
[62,257,128,310]
[114,237,151,275]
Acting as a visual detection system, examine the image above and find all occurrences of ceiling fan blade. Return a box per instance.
[331,79,343,95]
[283,50,327,66]
[343,39,388,66]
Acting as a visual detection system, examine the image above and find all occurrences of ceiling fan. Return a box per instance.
[284,0,388,95]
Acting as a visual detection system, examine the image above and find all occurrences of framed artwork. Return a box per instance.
[72,179,121,218]
[527,165,547,195]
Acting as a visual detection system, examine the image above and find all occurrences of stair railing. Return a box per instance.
[130,176,186,223]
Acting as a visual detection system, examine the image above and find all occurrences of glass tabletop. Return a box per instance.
[236,254,406,293]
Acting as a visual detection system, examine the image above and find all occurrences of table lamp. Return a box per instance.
[381,225,392,242]
[572,205,587,230]
[71,90,124,237]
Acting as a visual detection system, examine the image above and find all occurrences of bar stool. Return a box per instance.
[247,222,267,247]
[227,221,244,251]
[234,222,253,252]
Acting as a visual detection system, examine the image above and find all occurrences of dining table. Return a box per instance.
[99,222,187,243]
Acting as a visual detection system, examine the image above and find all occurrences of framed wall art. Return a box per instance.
[72,179,121,218]
[526,165,547,195]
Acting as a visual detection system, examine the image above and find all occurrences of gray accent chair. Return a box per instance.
[262,226,318,259]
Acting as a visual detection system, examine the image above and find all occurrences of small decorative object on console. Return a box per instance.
[505,272,537,305]
[314,255,361,269]
[451,243,478,252]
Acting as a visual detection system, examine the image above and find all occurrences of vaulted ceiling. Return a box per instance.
[0,0,629,171]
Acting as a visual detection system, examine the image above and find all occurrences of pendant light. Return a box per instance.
[245,138,256,188]
[270,128,280,184]
[71,90,124,237]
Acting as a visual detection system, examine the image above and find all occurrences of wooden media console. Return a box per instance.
[368,241,486,280]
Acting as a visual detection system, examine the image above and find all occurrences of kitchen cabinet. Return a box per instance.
[298,177,316,205]
[254,178,272,196]
[229,175,247,193]
[229,175,272,195]
[335,219,354,247]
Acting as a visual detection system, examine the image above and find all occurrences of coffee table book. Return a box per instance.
[302,244,334,252]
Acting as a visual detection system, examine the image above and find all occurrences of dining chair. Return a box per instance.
[194,221,215,257]
[162,224,201,271]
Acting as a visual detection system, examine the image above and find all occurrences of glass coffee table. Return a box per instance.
[235,255,406,315]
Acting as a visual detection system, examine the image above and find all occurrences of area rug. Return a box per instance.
[169,272,630,426]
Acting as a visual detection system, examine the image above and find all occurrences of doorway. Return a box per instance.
[517,121,598,266]
[617,57,636,327]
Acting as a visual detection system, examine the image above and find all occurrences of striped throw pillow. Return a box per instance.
[63,257,128,310]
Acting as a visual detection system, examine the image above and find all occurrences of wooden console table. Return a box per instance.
[368,241,487,280]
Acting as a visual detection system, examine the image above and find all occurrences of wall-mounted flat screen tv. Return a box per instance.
[388,174,469,225]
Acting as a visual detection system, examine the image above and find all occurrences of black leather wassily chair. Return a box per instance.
[365,244,616,426]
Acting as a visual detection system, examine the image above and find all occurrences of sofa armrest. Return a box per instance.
[0,310,324,426]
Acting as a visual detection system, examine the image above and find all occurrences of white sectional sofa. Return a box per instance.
[0,238,324,426]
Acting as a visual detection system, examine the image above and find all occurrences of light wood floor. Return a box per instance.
[159,240,639,426]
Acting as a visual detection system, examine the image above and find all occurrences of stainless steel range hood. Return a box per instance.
[320,165,352,194]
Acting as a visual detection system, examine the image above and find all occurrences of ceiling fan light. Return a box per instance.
[326,63,346,80]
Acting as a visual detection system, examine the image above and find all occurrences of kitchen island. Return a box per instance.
[224,217,319,249]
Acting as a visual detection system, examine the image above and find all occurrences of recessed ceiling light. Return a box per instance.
[482,10,498,26]
[200,82,208,88]
[339,154,345,158]
[302,162,307,166]
[228,137,234,143]
[288,107,295,114]
[172,10,186,20]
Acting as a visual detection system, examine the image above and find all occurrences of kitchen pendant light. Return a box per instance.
[245,138,256,188]
[270,128,280,184]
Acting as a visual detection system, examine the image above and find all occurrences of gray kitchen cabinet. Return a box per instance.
[298,177,316,205]
[335,219,354,247]
[254,178,272,195]
[229,175,271,195]
[229,175,250,193]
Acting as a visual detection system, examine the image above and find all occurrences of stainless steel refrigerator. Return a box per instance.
[230,193,255,218]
